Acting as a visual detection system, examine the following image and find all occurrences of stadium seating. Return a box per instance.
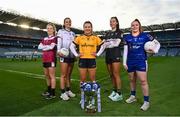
[150,30,180,40]
[0,24,46,39]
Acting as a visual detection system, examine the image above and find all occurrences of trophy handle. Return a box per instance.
[81,89,85,109]
[97,88,101,112]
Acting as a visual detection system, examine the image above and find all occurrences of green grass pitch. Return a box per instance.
[0,57,180,116]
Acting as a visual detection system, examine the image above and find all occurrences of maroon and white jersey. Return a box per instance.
[38,36,57,63]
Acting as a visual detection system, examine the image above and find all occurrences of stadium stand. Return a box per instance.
[0,9,83,59]
[0,9,180,58]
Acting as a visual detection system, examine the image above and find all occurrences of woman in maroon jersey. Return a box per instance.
[38,23,57,99]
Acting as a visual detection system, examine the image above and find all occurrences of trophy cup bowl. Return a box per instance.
[84,90,96,113]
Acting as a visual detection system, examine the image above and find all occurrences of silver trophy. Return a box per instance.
[80,82,101,113]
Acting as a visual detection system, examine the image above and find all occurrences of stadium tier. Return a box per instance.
[0,9,83,59]
[0,23,47,39]
[0,9,180,58]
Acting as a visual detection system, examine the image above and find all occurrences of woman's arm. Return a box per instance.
[106,38,121,48]
[153,39,160,53]
[123,45,128,70]
[70,42,79,57]
[42,43,56,51]
[38,43,45,50]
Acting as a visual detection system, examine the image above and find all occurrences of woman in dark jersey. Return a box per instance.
[104,17,123,101]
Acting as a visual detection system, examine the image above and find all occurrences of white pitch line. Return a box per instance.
[0,69,80,82]
[0,68,112,82]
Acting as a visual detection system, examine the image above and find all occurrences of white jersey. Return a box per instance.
[57,29,76,58]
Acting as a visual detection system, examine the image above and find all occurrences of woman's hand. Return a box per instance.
[91,52,97,57]
[77,53,84,58]
[123,64,128,70]
[146,49,155,54]
[57,52,64,57]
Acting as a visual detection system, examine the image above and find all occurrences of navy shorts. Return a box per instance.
[105,57,121,64]
[59,57,75,63]
[43,62,56,68]
[127,60,147,73]
[79,59,96,68]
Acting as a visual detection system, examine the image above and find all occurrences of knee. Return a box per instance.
[61,74,67,79]
[113,70,119,76]
[141,80,148,86]
[51,77,56,82]
[49,73,55,79]
[44,72,49,77]
[129,75,135,80]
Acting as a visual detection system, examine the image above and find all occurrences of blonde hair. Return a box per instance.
[46,22,57,36]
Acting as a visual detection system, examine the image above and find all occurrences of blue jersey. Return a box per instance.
[124,32,154,61]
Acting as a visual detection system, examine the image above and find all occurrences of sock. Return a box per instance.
[113,87,117,92]
[66,87,70,91]
[47,86,51,93]
[144,96,149,102]
[131,91,136,96]
[80,82,84,89]
[117,89,121,95]
[61,89,65,94]
[50,88,55,96]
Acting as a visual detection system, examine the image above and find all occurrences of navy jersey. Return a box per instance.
[124,32,154,61]
[104,30,123,58]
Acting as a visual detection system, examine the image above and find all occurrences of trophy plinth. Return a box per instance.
[85,105,96,113]
[80,82,101,113]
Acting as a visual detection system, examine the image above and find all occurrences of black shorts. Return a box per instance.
[59,57,75,63]
[79,59,96,68]
[43,62,56,68]
[105,57,121,64]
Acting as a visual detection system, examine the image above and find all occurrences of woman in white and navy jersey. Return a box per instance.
[104,17,123,101]
[123,19,160,111]
[57,17,76,101]
[38,23,57,99]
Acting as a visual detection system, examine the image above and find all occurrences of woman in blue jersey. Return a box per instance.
[123,19,160,111]
[57,17,76,101]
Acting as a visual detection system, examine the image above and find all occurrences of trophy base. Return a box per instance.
[85,104,96,113]
[85,108,96,113]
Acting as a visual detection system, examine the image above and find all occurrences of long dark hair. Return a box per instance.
[111,16,120,32]
[63,17,71,29]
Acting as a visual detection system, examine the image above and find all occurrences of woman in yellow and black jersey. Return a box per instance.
[70,21,102,83]
[104,17,123,101]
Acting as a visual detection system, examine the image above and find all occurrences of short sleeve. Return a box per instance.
[57,30,63,38]
[117,30,123,39]
[72,32,76,38]
[96,36,102,46]
[52,37,57,44]
[122,35,127,45]
[146,33,154,41]
[73,36,80,45]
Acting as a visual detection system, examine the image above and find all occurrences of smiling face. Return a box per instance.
[47,24,55,36]
[83,22,92,36]
[131,21,140,33]
[110,17,118,30]
[64,18,71,29]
